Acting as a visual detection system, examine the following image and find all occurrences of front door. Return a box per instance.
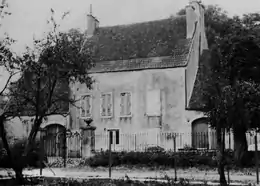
[192,118,209,149]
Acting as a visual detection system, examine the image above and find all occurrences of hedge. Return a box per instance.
[83,147,255,168]
[84,150,218,168]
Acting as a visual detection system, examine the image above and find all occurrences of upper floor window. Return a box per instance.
[120,92,132,117]
[80,94,92,118]
[100,92,113,118]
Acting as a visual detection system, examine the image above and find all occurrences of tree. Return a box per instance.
[203,5,260,167]
[0,10,94,182]
[178,3,260,166]
[176,3,260,183]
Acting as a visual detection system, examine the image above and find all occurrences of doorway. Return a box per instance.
[191,118,209,149]
[44,124,66,157]
[108,129,120,151]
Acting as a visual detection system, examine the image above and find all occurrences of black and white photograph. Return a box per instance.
[0,0,260,185]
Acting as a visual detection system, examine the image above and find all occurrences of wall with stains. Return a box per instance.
[5,115,69,140]
[70,67,189,134]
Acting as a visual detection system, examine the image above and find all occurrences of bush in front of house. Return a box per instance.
[83,149,218,168]
[0,138,47,169]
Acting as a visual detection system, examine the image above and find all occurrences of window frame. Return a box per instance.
[106,128,121,145]
[100,92,113,118]
[119,91,132,118]
[79,93,93,119]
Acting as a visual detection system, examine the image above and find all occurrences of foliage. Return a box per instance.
[145,146,165,153]
[203,8,260,166]
[4,10,93,149]
[0,9,94,182]
[0,177,210,186]
[48,157,85,168]
[78,150,259,169]
[82,150,218,168]
[0,138,46,169]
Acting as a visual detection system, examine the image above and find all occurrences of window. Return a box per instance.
[100,92,113,117]
[80,94,92,118]
[109,130,120,145]
[120,92,132,117]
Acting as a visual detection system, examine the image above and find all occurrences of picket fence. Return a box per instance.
[44,130,260,164]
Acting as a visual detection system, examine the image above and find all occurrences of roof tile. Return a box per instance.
[188,49,211,110]
[85,16,190,73]
[89,38,192,73]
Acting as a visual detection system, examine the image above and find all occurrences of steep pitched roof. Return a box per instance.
[188,49,211,110]
[85,16,191,73]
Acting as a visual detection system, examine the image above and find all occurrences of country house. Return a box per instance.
[69,0,210,152]
[6,0,215,159]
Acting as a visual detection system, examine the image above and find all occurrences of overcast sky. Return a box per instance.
[1,0,260,55]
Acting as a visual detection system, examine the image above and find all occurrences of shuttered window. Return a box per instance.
[100,93,113,117]
[120,92,132,117]
[80,94,92,118]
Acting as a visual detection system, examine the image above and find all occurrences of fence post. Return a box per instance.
[229,131,231,150]
[81,133,83,157]
[255,132,259,184]
[173,134,177,181]
[134,134,137,151]
[63,129,67,168]
[109,134,112,178]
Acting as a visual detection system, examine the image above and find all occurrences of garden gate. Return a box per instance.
[41,124,82,167]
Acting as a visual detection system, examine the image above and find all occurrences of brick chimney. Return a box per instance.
[186,1,204,38]
[87,4,99,37]
[186,0,208,50]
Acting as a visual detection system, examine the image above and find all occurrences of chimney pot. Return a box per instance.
[185,0,204,39]
[86,5,99,37]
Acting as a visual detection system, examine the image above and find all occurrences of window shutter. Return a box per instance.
[80,97,86,117]
[101,94,106,116]
[86,96,91,117]
[124,94,128,115]
[109,131,113,145]
[107,94,112,116]
[120,93,124,116]
[116,130,120,144]
[126,93,131,115]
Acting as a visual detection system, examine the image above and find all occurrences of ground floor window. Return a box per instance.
[109,129,120,145]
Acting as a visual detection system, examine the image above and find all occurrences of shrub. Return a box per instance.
[146,146,165,153]
[84,150,219,168]
[0,138,47,169]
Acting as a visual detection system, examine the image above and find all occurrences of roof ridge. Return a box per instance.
[98,15,185,29]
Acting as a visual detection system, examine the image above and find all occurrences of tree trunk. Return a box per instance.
[0,115,28,184]
[0,115,12,165]
[24,118,42,156]
[216,127,227,186]
[14,169,24,185]
[233,127,248,167]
